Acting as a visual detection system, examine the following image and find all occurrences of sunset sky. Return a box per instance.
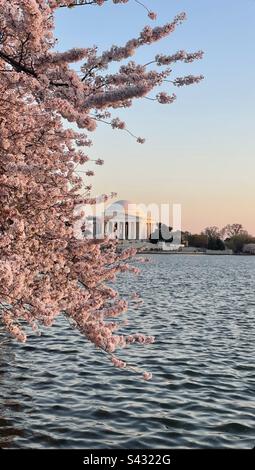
[55,0,255,234]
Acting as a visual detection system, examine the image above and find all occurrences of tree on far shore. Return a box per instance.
[207,237,225,251]
[187,233,208,249]
[149,223,173,244]
[225,233,255,253]
[202,226,221,239]
[221,223,246,239]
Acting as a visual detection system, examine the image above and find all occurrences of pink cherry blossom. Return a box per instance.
[143,371,152,381]
[0,0,203,379]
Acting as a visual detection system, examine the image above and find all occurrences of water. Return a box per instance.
[0,255,254,449]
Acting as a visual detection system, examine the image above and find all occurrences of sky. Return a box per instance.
[55,0,255,234]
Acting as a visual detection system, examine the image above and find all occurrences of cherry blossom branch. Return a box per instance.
[92,115,145,143]
[57,0,157,21]
[58,0,109,7]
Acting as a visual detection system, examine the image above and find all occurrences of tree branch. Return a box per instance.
[0,50,36,77]
[0,51,70,87]
[59,0,109,7]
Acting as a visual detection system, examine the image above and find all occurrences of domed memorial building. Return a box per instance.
[93,200,156,241]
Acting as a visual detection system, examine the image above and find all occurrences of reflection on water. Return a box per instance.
[0,255,255,448]
[0,340,25,447]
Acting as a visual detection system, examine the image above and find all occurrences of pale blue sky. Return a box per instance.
[55,0,255,233]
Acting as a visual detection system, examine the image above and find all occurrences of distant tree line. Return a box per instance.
[182,224,255,253]
[149,223,255,253]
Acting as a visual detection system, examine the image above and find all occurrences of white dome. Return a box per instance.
[105,200,146,220]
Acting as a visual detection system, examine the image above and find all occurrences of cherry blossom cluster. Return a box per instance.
[0,0,203,379]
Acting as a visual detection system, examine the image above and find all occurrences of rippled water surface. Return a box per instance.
[0,255,255,448]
